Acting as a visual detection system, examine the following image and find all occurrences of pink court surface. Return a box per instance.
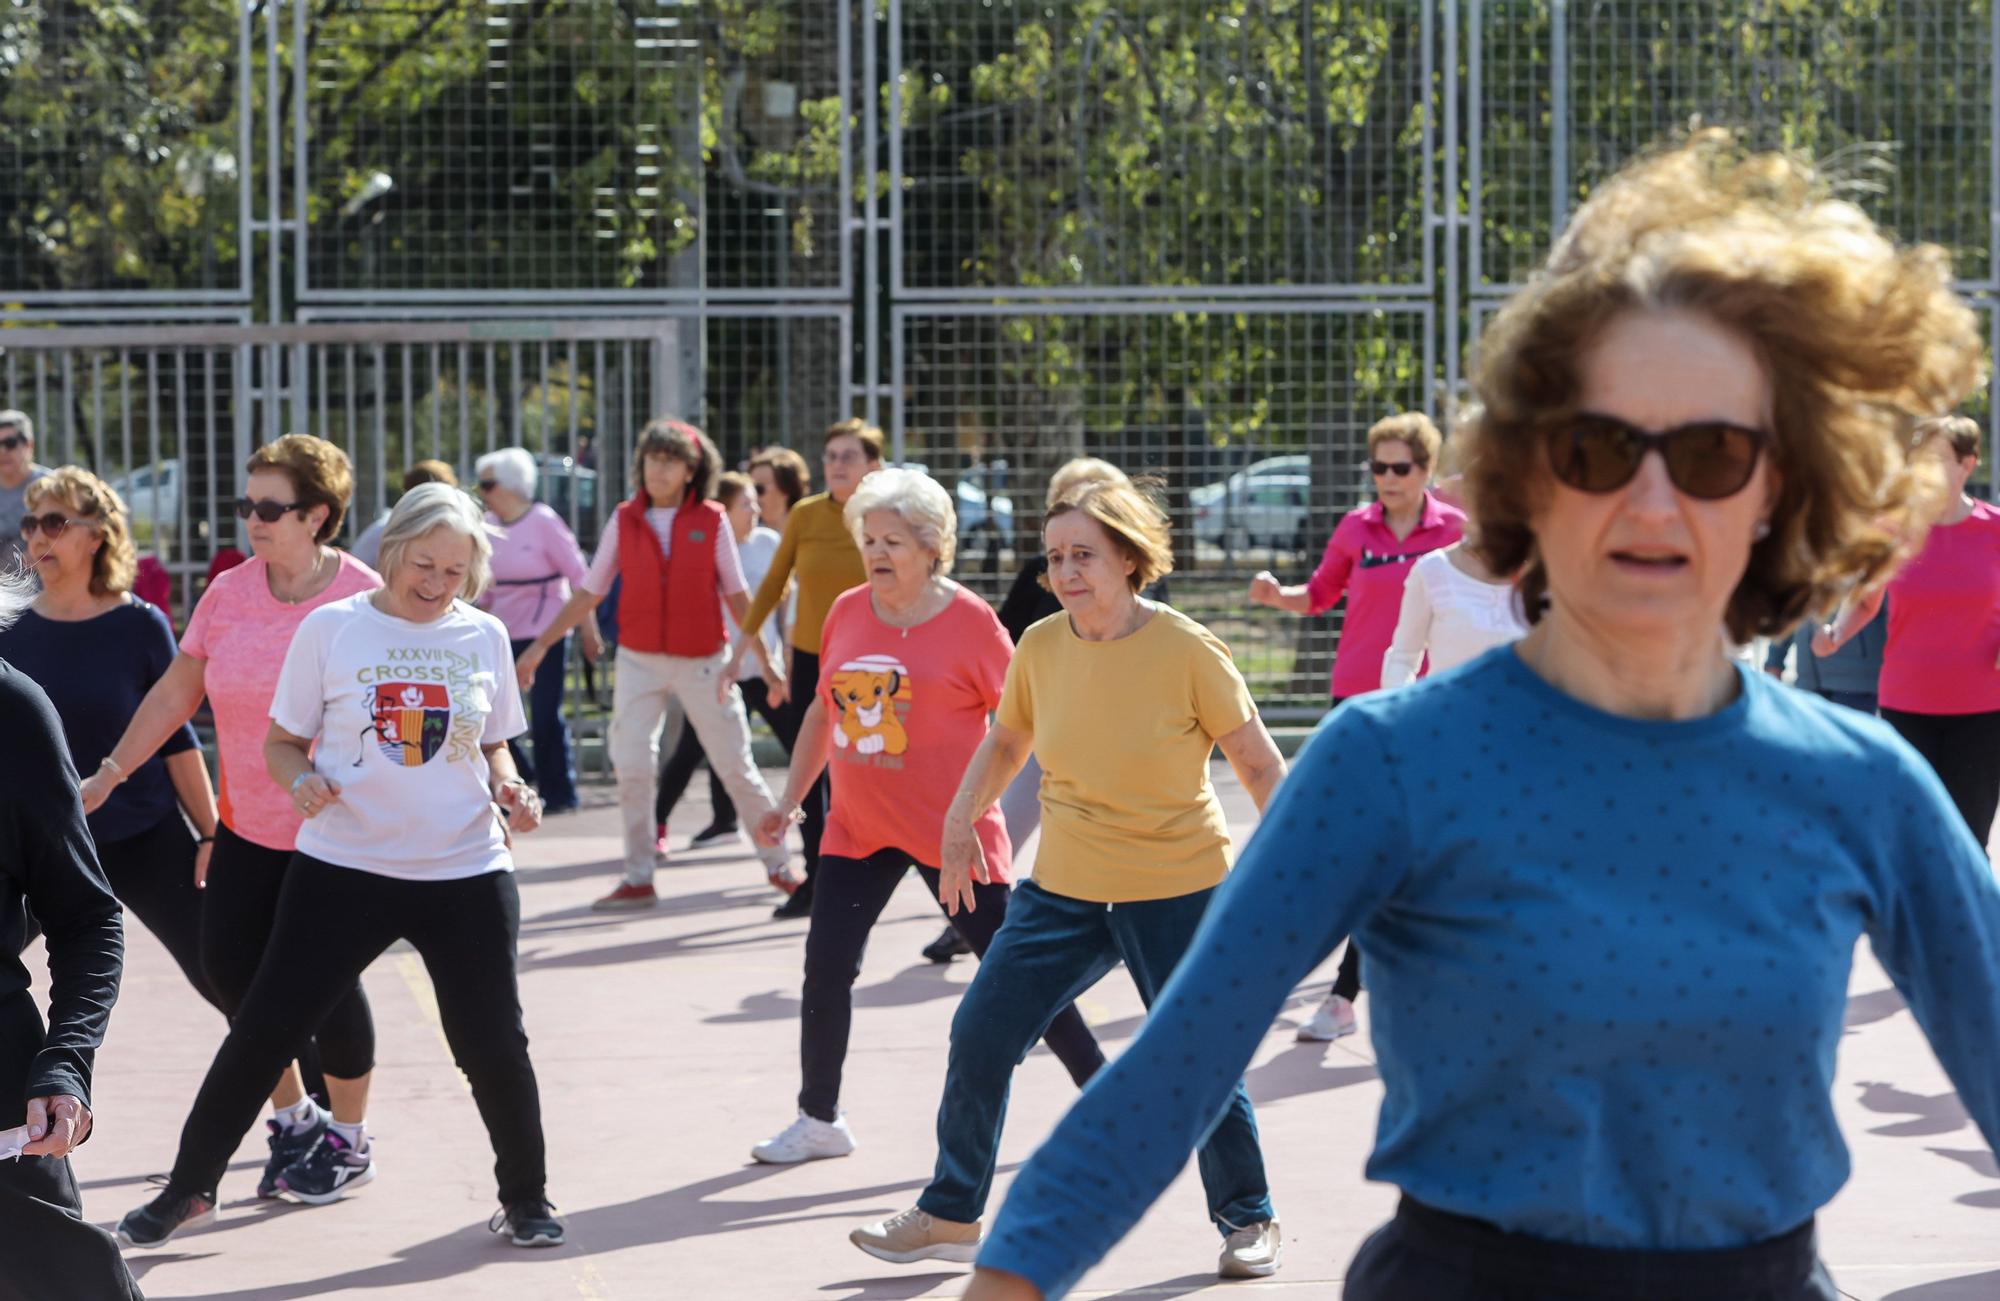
[43,765,2000,1299]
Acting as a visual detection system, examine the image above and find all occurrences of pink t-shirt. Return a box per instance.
[816,585,1013,878]
[1879,499,2000,715]
[180,552,382,849]
[481,503,589,641]
[1304,493,1466,699]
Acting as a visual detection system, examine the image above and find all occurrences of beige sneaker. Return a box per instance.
[1218,1217,1282,1278]
[849,1206,983,1264]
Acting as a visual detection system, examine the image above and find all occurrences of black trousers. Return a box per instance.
[799,849,1104,1121]
[1345,1196,1838,1301]
[202,824,375,1091]
[96,814,221,1012]
[1882,707,2000,847]
[0,998,143,1301]
[784,649,831,901]
[169,856,546,1204]
[657,677,792,827]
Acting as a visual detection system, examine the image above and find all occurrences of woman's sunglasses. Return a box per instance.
[1548,413,1768,501]
[235,496,308,523]
[18,512,98,538]
[477,480,499,492]
[1369,459,1420,478]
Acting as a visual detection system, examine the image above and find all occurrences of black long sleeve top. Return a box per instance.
[0,659,124,1121]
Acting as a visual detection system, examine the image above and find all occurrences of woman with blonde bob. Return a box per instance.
[0,469,222,1013]
[852,477,1289,1281]
[120,483,564,1249]
[958,131,2000,1301]
[744,467,1102,1166]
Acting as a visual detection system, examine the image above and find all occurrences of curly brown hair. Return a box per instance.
[246,434,354,544]
[26,467,137,596]
[634,417,720,505]
[1454,129,1984,642]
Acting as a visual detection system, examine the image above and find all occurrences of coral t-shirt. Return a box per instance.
[180,552,382,849]
[1880,499,2000,715]
[816,585,1013,878]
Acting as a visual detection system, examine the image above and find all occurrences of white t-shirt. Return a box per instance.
[1381,548,1530,688]
[580,505,748,597]
[732,525,784,682]
[270,592,527,880]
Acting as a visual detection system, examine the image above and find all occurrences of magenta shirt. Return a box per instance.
[1304,493,1467,700]
[481,503,589,641]
[180,552,382,849]
[1880,499,2000,715]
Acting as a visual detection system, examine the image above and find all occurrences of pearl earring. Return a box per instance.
[1752,520,1771,541]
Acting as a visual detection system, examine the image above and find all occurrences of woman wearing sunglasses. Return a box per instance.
[1249,413,1466,1043]
[1815,415,2000,845]
[81,434,383,1205]
[959,130,2000,1301]
[0,469,223,1017]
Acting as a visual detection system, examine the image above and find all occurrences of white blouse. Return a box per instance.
[1381,548,1529,688]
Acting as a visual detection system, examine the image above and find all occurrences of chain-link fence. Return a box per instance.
[3,0,1996,716]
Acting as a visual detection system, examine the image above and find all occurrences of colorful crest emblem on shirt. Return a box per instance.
[370,682,452,767]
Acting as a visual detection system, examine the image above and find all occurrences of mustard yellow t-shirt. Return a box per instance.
[741,493,865,655]
[997,604,1257,903]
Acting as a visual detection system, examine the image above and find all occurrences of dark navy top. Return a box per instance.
[0,601,198,844]
[979,648,2000,1298]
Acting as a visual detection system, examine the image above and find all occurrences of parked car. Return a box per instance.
[1190,454,1310,552]
[537,453,597,540]
[108,458,182,535]
[895,459,1015,547]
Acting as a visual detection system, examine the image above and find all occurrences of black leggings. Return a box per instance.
[1882,708,2000,847]
[799,848,1105,1121]
[202,824,376,1091]
[657,677,792,827]
[785,649,831,899]
[96,814,222,1012]
[169,855,546,1204]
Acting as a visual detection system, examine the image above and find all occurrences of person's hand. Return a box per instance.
[21,1095,91,1159]
[961,1267,1044,1301]
[1810,624,1840,658]
[78,767,119,815]
[937,816,989,916]
[1762,666,1784,679]
[515,643,548,691]
[754,802,799,849]
[763,659,790,709]
[1248,571,1281,607]
[495,779,543,836]
[580,622,604,666]
[292,773,341,819]
[194,838,213,889]
[716,660,746,705]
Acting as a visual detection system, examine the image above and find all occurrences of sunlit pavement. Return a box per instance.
[48,766,2000,1299]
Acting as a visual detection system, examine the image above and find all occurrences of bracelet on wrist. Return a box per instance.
[98,755,124,780]
[290,771,314,795]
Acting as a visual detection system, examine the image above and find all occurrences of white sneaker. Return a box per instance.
[849,1206,982,1264]
[1218,1217,1283,1278]
[751,1111,857,1164]
[1296,993,1358,1042]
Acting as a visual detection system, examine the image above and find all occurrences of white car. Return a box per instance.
[1191,455,1311,552]
[109,459,182,534]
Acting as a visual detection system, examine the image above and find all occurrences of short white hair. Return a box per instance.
[0,571,32,632]
[844,466,956,574]
[0,410,31,442]
[475,447,537,499]
[377,482,494,601]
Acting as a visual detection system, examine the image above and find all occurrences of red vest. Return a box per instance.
[614,493,727,657]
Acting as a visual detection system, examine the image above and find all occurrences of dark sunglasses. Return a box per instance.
[1548,413,1768,500]
[476,480,499,492]
[18,512,97,538]
[1369,459,1419,478]
[0,433,27,451]
[234,496,308,523]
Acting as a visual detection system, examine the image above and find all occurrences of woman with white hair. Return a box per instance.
[118,483,564,1250]
[476,447,600,814]
[746,467,1103,1166]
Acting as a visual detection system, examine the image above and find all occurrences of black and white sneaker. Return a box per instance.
[117,1184,217,1248]
[687,822,741,850]
[275,1129,376,1205]
[258,1114,327,1199]
[490,1198,566,1248]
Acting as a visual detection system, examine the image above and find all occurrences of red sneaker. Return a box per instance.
[655,822,670,856]
[591,882,659,912]
[764,857,802,897]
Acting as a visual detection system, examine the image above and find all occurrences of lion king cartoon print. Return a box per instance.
[829,654,911,758]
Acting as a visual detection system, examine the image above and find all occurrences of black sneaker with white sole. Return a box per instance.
[490,1198,566,1247]
[275,1129,375,1204]
[117,1186,217,1248]
[258,1115,327,1199]
[687,822,741,850]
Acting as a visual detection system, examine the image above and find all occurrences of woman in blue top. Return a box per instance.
[960,130,2000,1301]
[0,467,221,1011]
